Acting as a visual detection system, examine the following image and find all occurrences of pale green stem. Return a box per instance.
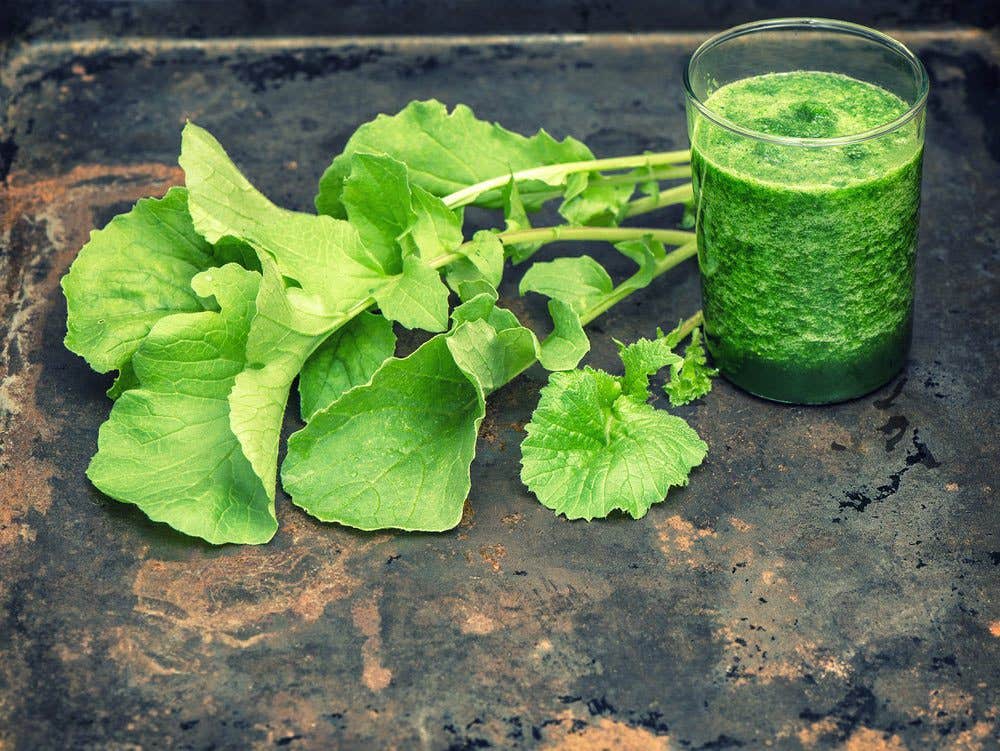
[663,308,704,342]
[579,241,697,325]
[602,165,690,185]
[334,184,697,343]
[495,226,695,250]
[442,150,691,209]
[499,240,701,390]
[624,183,694,218]
[502,169,690,207]
[336,228,694,329]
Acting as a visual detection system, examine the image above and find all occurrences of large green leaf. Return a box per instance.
[520,368,707,520]
[298,312,397,420]
[558,175,635,226]
[87,264,278,544]
[62,187,214,383]
[180,122,449,332]
[342,152,463,262]
[518,255,614,316]
[663,327,718,406]
[227,257,329,491]
[87,254,330,545]
[282,291,541,531]
[315,99,594,216]
[282,334,486,532]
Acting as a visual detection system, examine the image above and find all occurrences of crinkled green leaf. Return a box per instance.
[616,335,683,400]
[281,290,542,531]
[664,327,718,406]
[343,152,462,263]
[536,299,589,371]
[315,99,593,216]
[521,368,708,520]
[374,253,450,331]
[298,312,396,420]
[518,255,613,316]
[87,263,278,545]
[501,177,543,263]
[62,187,214,381]
[282,334,486,532]
[558,175,635,226]
[181,122,450,332]
[614,235,666,292]
[446,229,504,291]
[227,256,329,488]
[680,197,697,229]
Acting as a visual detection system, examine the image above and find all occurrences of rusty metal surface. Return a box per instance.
[1,29,998,751]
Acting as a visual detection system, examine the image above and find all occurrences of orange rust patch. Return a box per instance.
[944,721,993,751]
[796,717,839,747]
[0,162,182,564]
[989,621,1000,638]
[1,163,181,234]
[131,541,363,647]
[458,607,501,635]
[541,717,670,750]
[929,687,975,717]
[501,512,525,528]
[351,588,392,692]
[479,413,502,446]
[653,515,855,687]
[729,516,753,533]
[654,514,716,568]
[843,727,908,751]
[111,529,387,683]
[253,692,329,748]
[460,500,476,528]
[479,543,507,573]
[107,627,184,680]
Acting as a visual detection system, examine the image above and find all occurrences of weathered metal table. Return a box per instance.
[1,18,998,751]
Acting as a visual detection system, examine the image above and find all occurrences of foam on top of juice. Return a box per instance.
[692,71,921,190]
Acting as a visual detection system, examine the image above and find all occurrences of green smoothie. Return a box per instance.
[689,70,923,404]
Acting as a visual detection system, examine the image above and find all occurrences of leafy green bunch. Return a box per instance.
[62,100,714,544]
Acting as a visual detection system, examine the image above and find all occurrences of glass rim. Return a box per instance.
[683,17,930,147]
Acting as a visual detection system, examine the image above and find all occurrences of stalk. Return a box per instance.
[624,183,693,218]
[336,192,697,348]
[442,150,691,209]
[579,241,698,325]
[494,226,694,250]
[498,240,700,391]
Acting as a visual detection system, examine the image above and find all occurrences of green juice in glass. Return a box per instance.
[689,70,923,404]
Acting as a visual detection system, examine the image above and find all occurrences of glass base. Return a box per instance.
[707,320,912,405]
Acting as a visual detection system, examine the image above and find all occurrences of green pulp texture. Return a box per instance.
[690,71,923,404]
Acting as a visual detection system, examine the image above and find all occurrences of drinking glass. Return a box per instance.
[684,18,929,403]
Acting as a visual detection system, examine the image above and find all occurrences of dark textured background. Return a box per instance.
[1,3,998,750]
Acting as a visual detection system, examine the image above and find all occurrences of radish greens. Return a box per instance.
[62,100,713,544]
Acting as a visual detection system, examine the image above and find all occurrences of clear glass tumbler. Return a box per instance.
[684,18,929,404]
